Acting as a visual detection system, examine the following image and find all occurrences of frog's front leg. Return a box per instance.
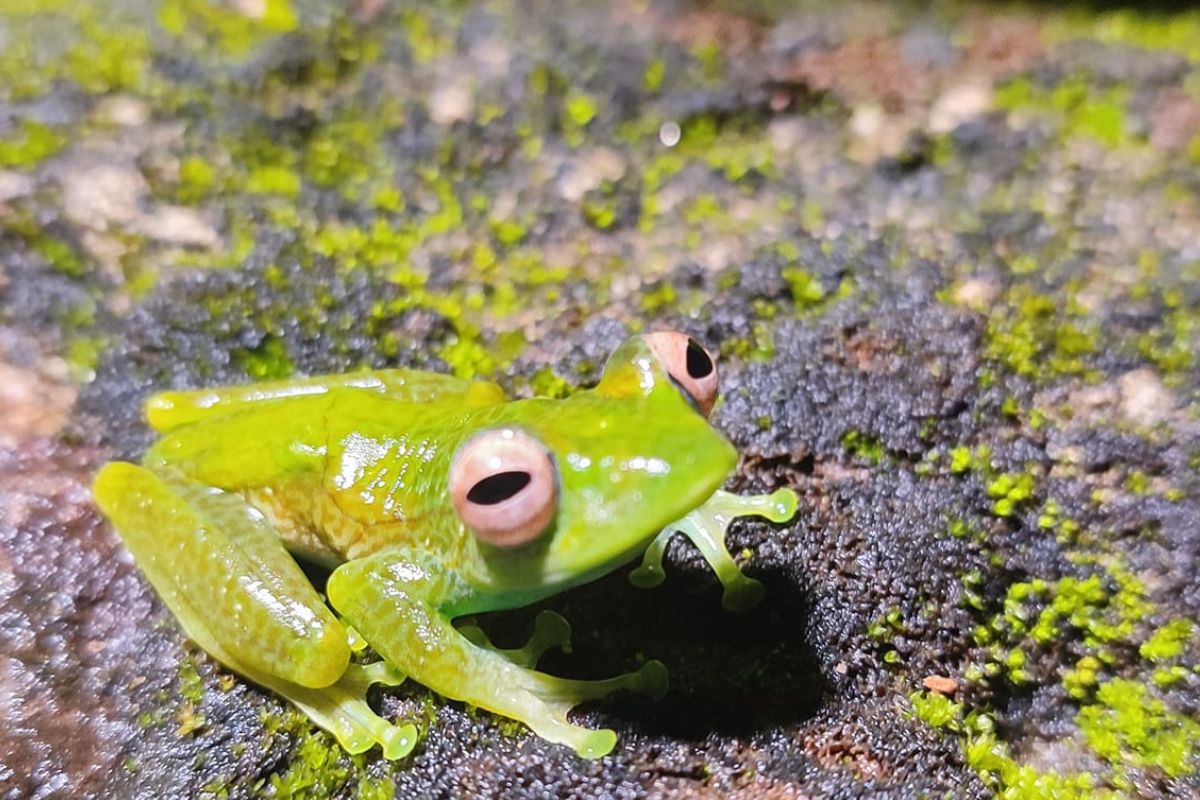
[458,610,573,669]
[93,463,417,759]
[327,551,667,759]
[630,488,799,612]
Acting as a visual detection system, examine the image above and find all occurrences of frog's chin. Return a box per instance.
[451,531,656,614]
[539,532,662,596]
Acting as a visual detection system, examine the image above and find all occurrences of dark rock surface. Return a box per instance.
[2,2,1198,798]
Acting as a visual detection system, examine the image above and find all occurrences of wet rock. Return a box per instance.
[133,205,221,249]
[0,361,75,446]
[429,81,475,127]
[1118,368,1176,429]
[3,1,1199,798]
[928,81,992,134]
[59,162,147,232]
[0,170,34,203]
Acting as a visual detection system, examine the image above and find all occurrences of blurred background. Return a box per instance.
[1,2,1198,799]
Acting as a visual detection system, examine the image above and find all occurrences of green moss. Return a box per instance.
[234,336,295,380]
[246,165,302,198]
[159,0,297,57]
[1123,470,1151,495]
[994,73,1131,149]
[1137,301,1198,379]
[986,470,1036,517]
[65,335,106,381]
[490,219,528,248]
[0,119,66,169]
[34,234,85,277]
[1051,9,1200,63]
[581,195,618,230]
[1078,678,1199,782]
[643,57,666,92]
[178,156,217,203]
[1036,498,1080,543]
[304,114,390,194]
[842,429,887,465]
[65,19,148,94]
[177,657,206,703]
[0,4,151,100]
[800,198,825,232]
[529,367,572,399]
[640,282,677,314]
[692,42,723,84]
[437,335,496,380]
[174,701,206,737]
[1139,618,1193,662]
[1049,78,1128,149]
[909,691,1120,798]
[781,267,826,309]
[269,729,352,798]
[200,777,230,798]
[356,775,396,800]
[910,690,961,729]
[948,444,992,474]
[683,193,723,226]
[967,732,1117,800]
[399,8,451,64]
[972,560,1159,707]
[563,90,598,145]
[983,285,1097,380]
[867,607,906,642]
[1063,655,1101,700]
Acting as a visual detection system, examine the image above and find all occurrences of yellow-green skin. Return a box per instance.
[93,335,797,759]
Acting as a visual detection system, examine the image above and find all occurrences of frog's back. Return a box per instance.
[252,390,508,565]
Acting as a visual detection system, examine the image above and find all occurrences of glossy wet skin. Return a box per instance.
[93,332,798,759]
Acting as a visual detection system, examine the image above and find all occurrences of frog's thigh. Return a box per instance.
[95,462,350,686]
[327,551,667,759]
[95,462,417,758]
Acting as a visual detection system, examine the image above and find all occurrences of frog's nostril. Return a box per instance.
[451,429,557,548]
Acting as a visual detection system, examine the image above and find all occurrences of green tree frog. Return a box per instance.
[93,331,798,759]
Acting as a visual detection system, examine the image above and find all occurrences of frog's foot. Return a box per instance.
[502,659,669,758]
[258,661,417,760]
[630,488,798,612]
[459,610,572,668]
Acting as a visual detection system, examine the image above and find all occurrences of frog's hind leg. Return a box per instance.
[328,552,667,759]
[93,462,416,759]
[265,661,416,759]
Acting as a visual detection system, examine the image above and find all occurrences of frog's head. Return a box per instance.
[449,332,738,598]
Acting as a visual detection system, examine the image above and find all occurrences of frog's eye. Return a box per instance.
[450,428,558,548]
[643,331,720,418]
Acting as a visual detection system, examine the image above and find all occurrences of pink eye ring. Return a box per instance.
[450,428,558,548]
[643,331,720,417]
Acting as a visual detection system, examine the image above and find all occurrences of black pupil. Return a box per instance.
[467,471,532,505]
[686,339,714,379]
